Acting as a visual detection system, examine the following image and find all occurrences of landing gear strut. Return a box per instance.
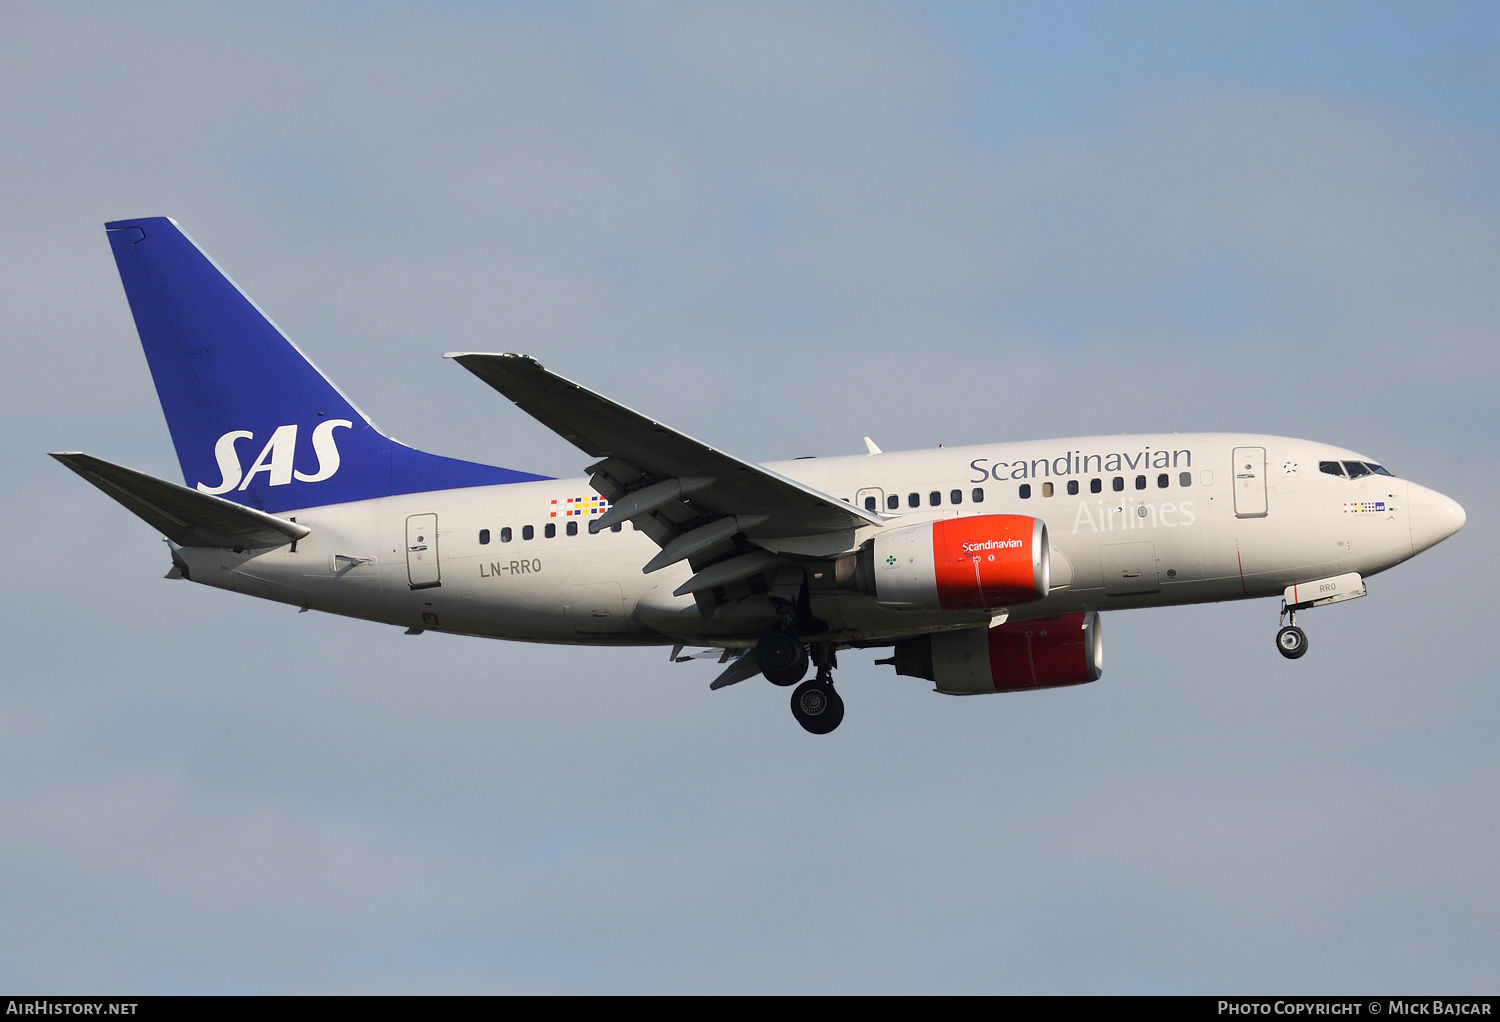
[790,643,843,734]
[1276,602,1308,659]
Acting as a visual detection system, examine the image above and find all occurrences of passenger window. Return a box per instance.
[501,527,513,543]
[1319,461,1346,477]
[972,487,984,503]
[1041,482,1053,497]
[522,525,534,541]
[544,523,556,538]
[887,494,899,510]
[1090,478,1102,494]
[908,493,920,508]
[950,489,962,505]
[566,520,578,536]
[1200,470,1214,486]
[1178,472,1191,487]
[1157,474,1169,489]
[929,491,941,507]
[1367,463,1393,477]
[864,496,877,511]
[479,529,490,545]
[1067,480,1079,495]
[1343,461,1371,479]
[1019,484,1032,499]
[611,523,622,533]
[1112,477,1124,492]
[1135,475,1146,490]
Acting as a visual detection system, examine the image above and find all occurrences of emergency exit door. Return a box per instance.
[406,513,441,589]
[1233,447,1267,518]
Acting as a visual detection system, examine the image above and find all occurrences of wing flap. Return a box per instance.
[51,452,310,549]
[709,650,763,690]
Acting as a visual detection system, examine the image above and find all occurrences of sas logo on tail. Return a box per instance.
[197,420,353,494]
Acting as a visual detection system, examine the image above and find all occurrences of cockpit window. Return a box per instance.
[1322,459,1394,479]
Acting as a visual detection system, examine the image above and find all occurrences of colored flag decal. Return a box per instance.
[1343,501,1387,513]
[550,496,610,518]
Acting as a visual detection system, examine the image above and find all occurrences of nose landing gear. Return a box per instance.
[1276,603,1308,659]
[1276,623,1308,659]
[1273,573,1369,660]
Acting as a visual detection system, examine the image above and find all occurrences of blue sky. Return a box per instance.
[1,2,1496,992]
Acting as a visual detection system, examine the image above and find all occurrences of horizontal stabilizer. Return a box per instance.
[51,452,310,549]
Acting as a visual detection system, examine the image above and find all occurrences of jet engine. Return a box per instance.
[885,610,1102,695]
[838,514,1049,611]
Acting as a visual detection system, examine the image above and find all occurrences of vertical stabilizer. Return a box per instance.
[105,217,546,513]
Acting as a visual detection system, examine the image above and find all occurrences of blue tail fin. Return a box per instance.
[105,217,548,514]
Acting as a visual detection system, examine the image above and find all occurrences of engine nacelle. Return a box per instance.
[888,610,1102,695]
[844,515,1049,611]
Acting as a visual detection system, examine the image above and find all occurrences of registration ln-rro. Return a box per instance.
[55,218,1467,734]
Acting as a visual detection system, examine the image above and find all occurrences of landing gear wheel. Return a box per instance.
[756,628,809,687]
[791,679,844,734]
[1276,625,1308,659]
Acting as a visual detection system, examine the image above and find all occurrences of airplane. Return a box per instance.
[54,217,1468,735]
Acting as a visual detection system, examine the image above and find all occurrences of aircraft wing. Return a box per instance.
[446,353,882,573]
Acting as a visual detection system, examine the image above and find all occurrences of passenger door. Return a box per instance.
[405,513,441,590]
[1233,447,1268,518]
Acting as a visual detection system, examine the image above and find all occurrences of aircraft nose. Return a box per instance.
[1408,482,1466,554]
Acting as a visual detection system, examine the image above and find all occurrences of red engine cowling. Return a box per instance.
[867,515,1050,611]
[887,610,1102,695]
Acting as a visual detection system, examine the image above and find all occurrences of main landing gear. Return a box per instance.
[791,676,844,735]
[755,628,843,734]
[755,624,809,686]
[1276,603,1308,660]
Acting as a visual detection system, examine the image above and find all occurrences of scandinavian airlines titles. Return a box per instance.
[969,445,1193,482]
[1072,498,1196,534]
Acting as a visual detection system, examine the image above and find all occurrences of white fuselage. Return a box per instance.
[171,433,1452,648]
